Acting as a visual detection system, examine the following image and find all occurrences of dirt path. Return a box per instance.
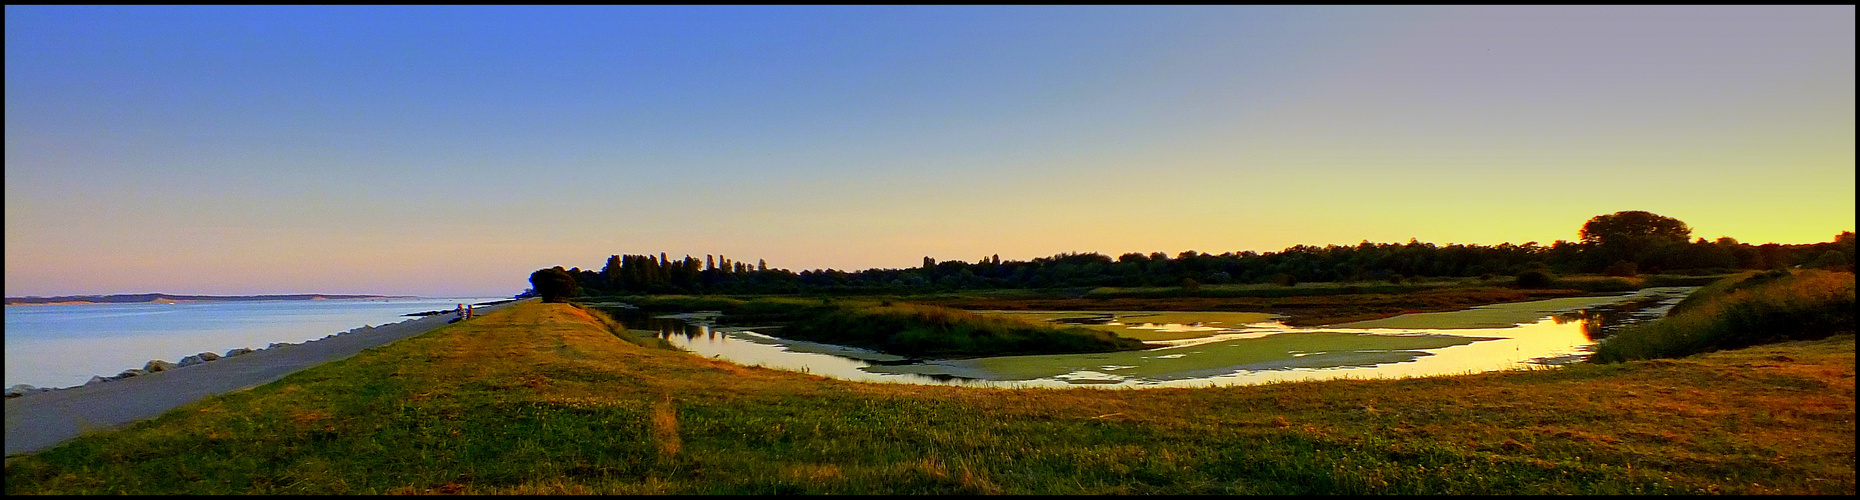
[3,299,529,456]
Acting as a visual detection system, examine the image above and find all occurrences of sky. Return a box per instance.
[5,5,1854,297]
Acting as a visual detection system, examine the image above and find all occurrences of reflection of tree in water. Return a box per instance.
[1556,295,1681,341]
[596,307,712,340]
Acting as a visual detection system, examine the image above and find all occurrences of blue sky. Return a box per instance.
[6,5,1853,297]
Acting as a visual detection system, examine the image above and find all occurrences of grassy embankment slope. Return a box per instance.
[1595,269,1855,363]
[6,300,1852,494]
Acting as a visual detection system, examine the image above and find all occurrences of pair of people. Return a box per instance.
[455,303,474,320]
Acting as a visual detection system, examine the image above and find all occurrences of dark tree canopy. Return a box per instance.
[529,266,580,303]
[1579,211,1692,247]
[540,224,1847,296]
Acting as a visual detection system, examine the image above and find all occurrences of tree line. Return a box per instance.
[525,211,1855,300]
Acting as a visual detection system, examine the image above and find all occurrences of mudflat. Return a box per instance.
[3,299,526,456]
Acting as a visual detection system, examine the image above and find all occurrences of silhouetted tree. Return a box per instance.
[1515,270,1554,288]
[1579,211,1691,265]
[529,266,580,303]
[1808,250,1850,271]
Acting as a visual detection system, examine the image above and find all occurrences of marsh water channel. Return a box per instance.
[593,286,1697,389]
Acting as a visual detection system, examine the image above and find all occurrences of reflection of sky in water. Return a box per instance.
[660,324,959,385]
[5,298,508,388]
[647,289,1691,389]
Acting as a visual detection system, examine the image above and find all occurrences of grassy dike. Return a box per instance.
[6,301,1853,494]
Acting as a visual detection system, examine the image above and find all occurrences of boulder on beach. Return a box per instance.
[6,384,43,397]
[86,375,110,385]
[224,347,255,357]
[267,342,293,349]
[178,351,221,366]
[144,360,177,372]
[114,369,147,379]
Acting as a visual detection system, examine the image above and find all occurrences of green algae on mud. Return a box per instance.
[974,310,1279,341]
[864,331,1497,382]
[1328,286,1699,330]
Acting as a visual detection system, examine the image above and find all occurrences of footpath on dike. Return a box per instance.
[4,298,532,456]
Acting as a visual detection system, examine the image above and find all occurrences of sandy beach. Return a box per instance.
[4,299,527,456]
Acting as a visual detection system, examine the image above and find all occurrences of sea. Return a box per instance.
[4,297,510,389]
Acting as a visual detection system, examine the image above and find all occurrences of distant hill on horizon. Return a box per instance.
[4,293,411,306]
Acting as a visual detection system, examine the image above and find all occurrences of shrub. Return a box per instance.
[1808,250,1850,271]
[1514,270,1554,288]
[1604,261,1638,277]
[529,267,580,303]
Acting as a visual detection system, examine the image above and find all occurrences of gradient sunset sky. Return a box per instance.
[6,5,1854,297]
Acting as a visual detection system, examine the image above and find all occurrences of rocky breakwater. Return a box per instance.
[4,323,391,398]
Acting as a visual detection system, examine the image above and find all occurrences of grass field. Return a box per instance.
[5,300,1852,494]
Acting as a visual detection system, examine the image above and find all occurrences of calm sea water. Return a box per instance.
[4,297,507,389]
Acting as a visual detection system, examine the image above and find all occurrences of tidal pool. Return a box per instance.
[604,286,1696,389]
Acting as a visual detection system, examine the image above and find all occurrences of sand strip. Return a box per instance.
[4,299,527,456]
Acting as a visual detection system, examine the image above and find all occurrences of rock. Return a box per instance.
[87,375,110,385]
[144,359,177,372]
[6,384,40,397]
[114,369,147,379]
[178,355,205,367]
[224,347,255,357]
[196,351,221,362]
[267,342,293,349]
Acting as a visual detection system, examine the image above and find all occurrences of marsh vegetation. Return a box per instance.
[601,287,1697,388]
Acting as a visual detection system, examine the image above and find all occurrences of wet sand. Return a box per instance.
[4,299,526,456]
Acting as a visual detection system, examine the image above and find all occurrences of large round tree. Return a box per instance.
[1579,210,1692,246]
[1579,211,1692,266]
[529,266,581,303]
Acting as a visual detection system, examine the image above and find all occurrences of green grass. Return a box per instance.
[6,301,1852,494]
[1591,270,1855,363]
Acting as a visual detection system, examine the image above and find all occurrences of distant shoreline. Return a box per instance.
[4,293,412,306]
